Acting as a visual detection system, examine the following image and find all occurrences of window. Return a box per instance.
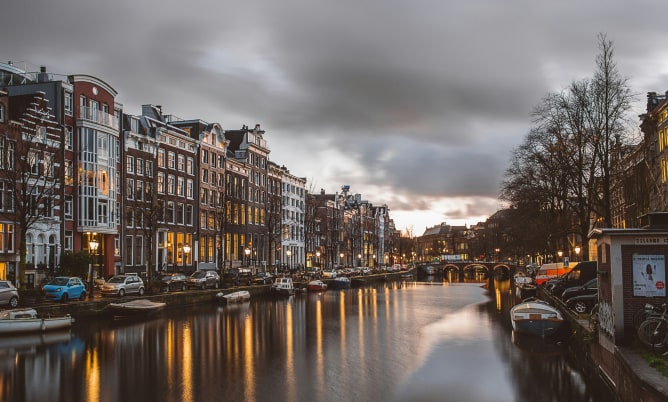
[167,175,175,195]
[177,177,184,196]
[64,230,73,251]
[158,149,165,167]
[0,104,4,122]
[146,160,153,178]
[177,203,184,224]
[27,151,39,175]
[187,157,194,175]
[186,205,193,226]
[187,179,194,199]
[127,156,134,173]
[127,179,134,199]
[136,181,144,201]
[177,154,185,171]
[64,195,73,219]
[166,202,174,224]
[65,126,73,150]
[168,151,175,169]
[157,172,165,193]
[125,236,133,266]
[136,159,144,176]
[64,92,73,116]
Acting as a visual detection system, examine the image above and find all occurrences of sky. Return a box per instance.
[3,1,668,235]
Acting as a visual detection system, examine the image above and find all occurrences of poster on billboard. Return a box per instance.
[632,254,666,297]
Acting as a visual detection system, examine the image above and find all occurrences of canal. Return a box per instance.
[0,277,614,402]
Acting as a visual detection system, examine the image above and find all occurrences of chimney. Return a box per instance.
[37,66,49,83]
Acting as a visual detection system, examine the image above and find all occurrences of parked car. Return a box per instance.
[100,274,145,297]
[253,271,274,285]
[187,270,220,290]
[43,277,87,301]
[0,280,19,308]
[159,273,188,292]
[222,268,252,286]
[566,293,598,314]
[549,261,598,297]
[561,278,598,302]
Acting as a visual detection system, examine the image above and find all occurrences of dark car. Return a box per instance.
[566,293,598,314]
[253,271,274,285]
[561,278,598,302]
[186,270,220,290]
[160,273,187,292]
[549,261,598,297]
[222,268,252,286]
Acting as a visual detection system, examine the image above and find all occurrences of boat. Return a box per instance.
[307,280,328,292]
[104,299,166,317]
[329,276,351,290]
[216,290,251,303]
[0,308,74,334]
[510,297,564,337]
[271,277,295,296]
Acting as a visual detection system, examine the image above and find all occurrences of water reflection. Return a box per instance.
[0,277,612,402]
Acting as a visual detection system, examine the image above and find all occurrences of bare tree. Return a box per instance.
[0,94,62,284]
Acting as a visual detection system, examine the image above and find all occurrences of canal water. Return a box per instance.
[0,277,614,402]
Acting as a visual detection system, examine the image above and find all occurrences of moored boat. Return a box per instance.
[0,308,74,334]
[216,290,251,303]
[307,280,328,292]
[510,297,564,337]
[104,299,166,317]
[271,277,295,296]
[329,276,351,290]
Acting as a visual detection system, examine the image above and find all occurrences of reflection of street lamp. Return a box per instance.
[286,249,292,271]
[183,244,191,272]
[245,247,251,267]
[574,246,581,262]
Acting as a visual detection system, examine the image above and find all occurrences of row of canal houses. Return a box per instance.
[0,62,394,288]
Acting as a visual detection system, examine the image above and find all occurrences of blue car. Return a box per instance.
[43,277,87,301]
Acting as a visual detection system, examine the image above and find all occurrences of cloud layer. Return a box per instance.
[3,0,667,233]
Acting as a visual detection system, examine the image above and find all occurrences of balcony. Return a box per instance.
[78,106,119,130]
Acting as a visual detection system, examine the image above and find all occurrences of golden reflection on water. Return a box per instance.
[243,311,255,402]
[181,325,193,402]
[84,347,100,402]
[315,298,324,397]
[285,301,295,402]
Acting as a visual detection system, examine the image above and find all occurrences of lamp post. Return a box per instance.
[340,252,344,267]
[316,251,321,269]
[245,247,251,267]
[89,238,99,298]
[286,249,292,272]
[574,246,581,262]
[183,244,191,272]
[357,253,362,268]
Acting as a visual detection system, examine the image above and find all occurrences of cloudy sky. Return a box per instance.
[3,1,668,235]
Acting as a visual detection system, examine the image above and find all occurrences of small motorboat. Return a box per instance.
[0,308,74,334]
[510,297,564,337]
[104,299,166,317]
[329,276,351,290]
[271,277,295,296]
[216,290,251,303]
[307,280,327,292]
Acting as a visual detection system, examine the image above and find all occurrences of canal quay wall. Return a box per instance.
[541,288,668,402]
[25,271,408,321]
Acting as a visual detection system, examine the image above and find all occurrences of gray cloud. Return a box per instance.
[3,0,668,231]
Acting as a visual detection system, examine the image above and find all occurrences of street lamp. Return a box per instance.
[286,249,292,272]
[316,251,321,269]
[245,247,251,267]
[340,252,344,266]
[88,238,99,298]
[357,253,362,268]
[574,246,581,262]
[183,244,191,272]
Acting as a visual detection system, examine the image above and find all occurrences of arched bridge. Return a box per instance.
[417,262,516,276]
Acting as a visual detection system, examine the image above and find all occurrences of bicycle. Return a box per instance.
[636,303,668,354]
[633,302,662,329]
[588,303,600,332]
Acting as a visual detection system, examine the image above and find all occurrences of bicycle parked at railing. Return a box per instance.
[633,302,664,329]
[637,302,668,354]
